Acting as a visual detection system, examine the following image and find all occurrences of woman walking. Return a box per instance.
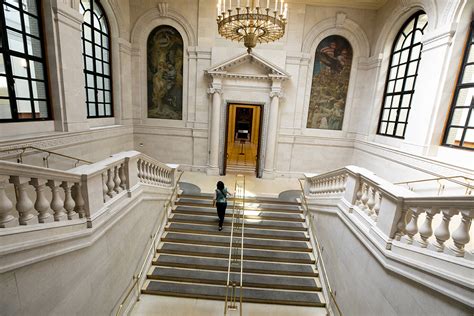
[213,181,231,231]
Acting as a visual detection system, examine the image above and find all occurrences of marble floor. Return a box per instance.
[131,293,327,316]
[179,170,301,198]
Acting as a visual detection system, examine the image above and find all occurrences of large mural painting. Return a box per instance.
[306,35,353,130]
[147,25,183,120]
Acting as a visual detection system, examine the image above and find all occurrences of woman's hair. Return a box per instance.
[216,181,225,191]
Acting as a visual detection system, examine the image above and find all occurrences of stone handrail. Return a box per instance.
[304,165,473,258]
[0,151,178,229]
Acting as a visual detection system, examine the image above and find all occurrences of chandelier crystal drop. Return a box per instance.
[216,0,288,53]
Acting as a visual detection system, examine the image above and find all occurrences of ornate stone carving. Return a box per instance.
[157,2,168,16]
[207,87,222,95]
[335,12,347,28]
[269,91,283,99]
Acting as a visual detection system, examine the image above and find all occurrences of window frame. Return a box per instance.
[80,0,113,119]
[0,0,52,122]
[442,21,474,151]
[376,11,427,138]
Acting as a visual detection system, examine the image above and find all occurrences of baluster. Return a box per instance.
[61,182,76,220]
[341,174,347,192]
[355,181,363,206]
[152,165,158,184]
[30,178,53,223]
[395,207,408,240]
[119,163,127,189]
[450,210,472,257]
[102,172,108,202]
[433,209,456,252]
[10,176,37,225]
[405,207,421,244]
[312,179,318,195]
[106,168,115,197]
[360,183,369,211]
[137,160,143,182]
[113,165,121,193]
[47,180,66,221]
[72,182,85,218]
[143,161,149,183]
[167,170,172,185]
[371,190,381,221]
[366,186,375,217]
[418,208,438,248]
[0,175,17,228]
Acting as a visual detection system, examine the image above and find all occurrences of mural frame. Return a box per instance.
[147,25,184,120]
[306,35,354,130]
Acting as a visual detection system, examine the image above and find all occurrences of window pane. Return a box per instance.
[397,64,406,78]
[467,46,474,63]
[11,56,28,77]
[29,60,44,79]
[86,73,94,87]
[0,77,9,97]
[104,91,111,103]
[95,44,102,60]
[103,49,109,61]
[105,103,111,116]
[104,78,110,90]
[24,0,39,16]
[396,123,405,137]
[96,60,102,73]
[0,54,5,74]
[400,50,409,64]
[5,0,20,8]
[24,15,40,37]
[98,103,104,116]
[407,61,418,76]
[445,127,464,145]
[389,109,397,121]
[450,108,470,127]
[387,122,395,134]
[405,77,415,90]
[380,122,387,133]
[14,79,30,98]
[462,64,474,84]
[469,112,474,128]
[392,95,400,107]
[394,79,403,92]
[454,88,474,108]
[0,98,12,119]
[97,77,103,89]
[465,129,474,147]
[401,95,411,109]
[84,41,93,56]
[411,45,421,60]
[16,99,31,114]
[32,81,46,99]
[7,29,24,53]
[103,63,109,75]
[4,7,22,31]
[86,56,93,70]
[33,100,48,118]
[88,102,96,116]
[26,36,42,57]
[84,25,92,41]
[102,35,109,49]
[87,88,95,101]
[399,108,408,122]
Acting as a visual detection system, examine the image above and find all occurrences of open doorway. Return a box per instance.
[224,103,262,176]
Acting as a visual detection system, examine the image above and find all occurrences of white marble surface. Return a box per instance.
[132,294,327,316]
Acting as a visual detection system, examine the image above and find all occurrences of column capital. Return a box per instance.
[207,87,222,95]
[269,91,283,99]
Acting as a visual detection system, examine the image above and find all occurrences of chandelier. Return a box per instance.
[216,0,288,53]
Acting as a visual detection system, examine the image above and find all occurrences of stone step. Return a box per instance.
[157,243,315,264]
[172,208,304,222]
[153,254,318,277]
[165,222,309,241]
[142,281,325,307]
[161,232,312,252]
[169,214,307,231]
[175,203,303,214]
[148,267,321,292]
[178,194,300,205]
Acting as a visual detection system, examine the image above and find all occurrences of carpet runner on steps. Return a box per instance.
[142,193,326,308]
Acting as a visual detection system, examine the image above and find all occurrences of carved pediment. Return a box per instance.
[206,52,290,81]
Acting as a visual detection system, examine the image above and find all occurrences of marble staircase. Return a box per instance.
[141,193,327,308]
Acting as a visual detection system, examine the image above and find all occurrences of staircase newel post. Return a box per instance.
[125,154,140,195]
[342,168,358,207]
[372,193,403,249]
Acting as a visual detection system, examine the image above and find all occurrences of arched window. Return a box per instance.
[306,35,353,130]
[0,0,50,121]
[147,25,183,120]
[377,11,427,138]
[80,0,112,118]
[443,21,474,150]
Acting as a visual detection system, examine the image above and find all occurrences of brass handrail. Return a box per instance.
[394,175,473,196]
[224,174,245,315]
[115,170,184,316]
[0,146,92,167]
[298,178,343,316]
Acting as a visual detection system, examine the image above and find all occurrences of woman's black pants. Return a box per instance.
[216,202,227,227]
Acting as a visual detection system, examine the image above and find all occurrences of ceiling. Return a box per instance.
[286,0,389,10]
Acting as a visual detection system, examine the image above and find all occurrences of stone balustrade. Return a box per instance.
[0,151,178,229]
[396,198,473,257]
[304,166,473,259]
